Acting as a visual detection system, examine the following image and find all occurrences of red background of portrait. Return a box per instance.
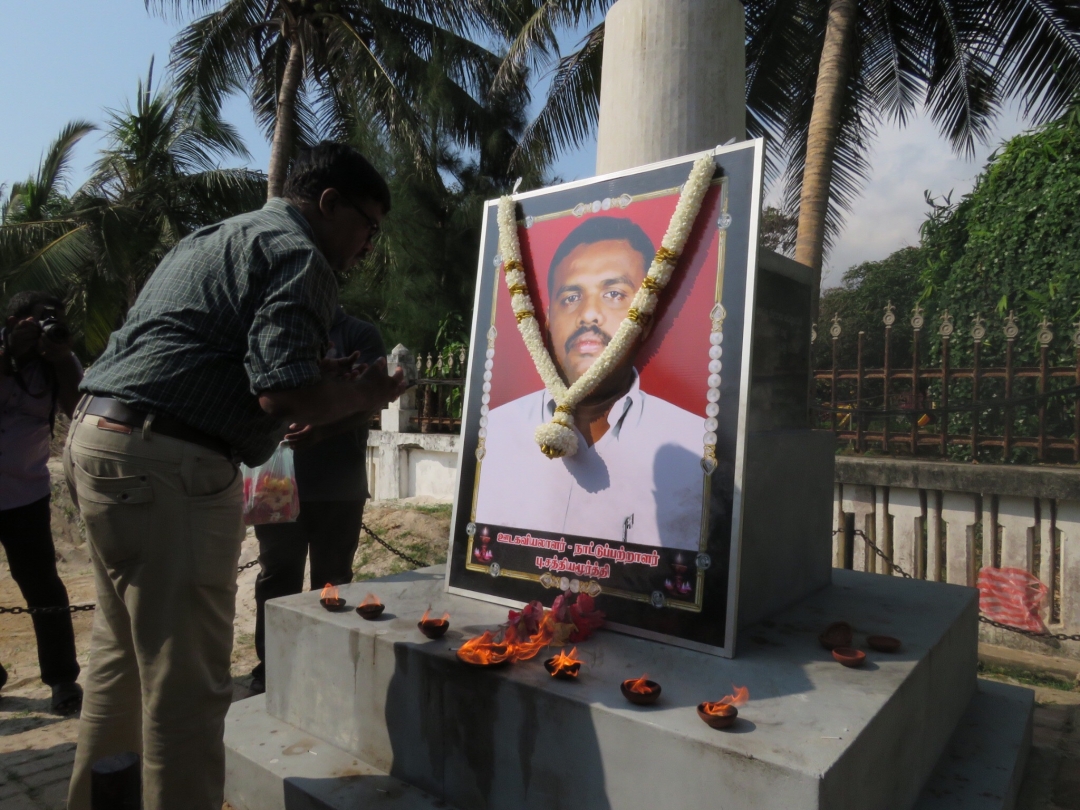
[487,184,724,417]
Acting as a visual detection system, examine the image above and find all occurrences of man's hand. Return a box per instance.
[353,357,408,413]
[319,349,361,379]
[283,422,321,449]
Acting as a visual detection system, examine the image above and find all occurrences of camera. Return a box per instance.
[39,306,70,343]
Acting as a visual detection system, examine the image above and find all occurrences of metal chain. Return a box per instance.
[361,521,427,569]
[1,556,263,616]
[836,528,1080,642]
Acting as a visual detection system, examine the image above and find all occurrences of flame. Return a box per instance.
[721,684,749,707]
[359,593,382,608]
[420,608,450,624]
[458,612,555,666]
[457,630,511,665]
[548,647,581,677]
[703,684,750,713]
[321,583,340,601]
[626,674,653,694]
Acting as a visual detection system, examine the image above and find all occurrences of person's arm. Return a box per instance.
[258,357,405,425]
[39,332,83,417]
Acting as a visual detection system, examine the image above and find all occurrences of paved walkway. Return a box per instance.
[3,677,1079,808]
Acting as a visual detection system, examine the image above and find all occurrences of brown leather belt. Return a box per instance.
[80,396,234,459]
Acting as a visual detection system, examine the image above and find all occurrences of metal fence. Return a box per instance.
[814,305,1080,462]
[412,347,467,434]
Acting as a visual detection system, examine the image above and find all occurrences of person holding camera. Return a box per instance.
[0,291,84,714]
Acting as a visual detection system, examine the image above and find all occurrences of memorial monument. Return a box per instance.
[223,1,1033,807]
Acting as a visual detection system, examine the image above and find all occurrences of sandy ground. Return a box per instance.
[0,455,450,782]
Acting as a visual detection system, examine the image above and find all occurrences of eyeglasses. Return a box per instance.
[343,197,381,241]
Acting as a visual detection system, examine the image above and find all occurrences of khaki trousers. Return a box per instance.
[64,414,243,810]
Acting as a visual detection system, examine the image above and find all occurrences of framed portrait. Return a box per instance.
[445,141,765,657]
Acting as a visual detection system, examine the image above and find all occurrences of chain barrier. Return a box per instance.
[360,521,428,569]
[0,524,425,617]
[836,528,1080,642]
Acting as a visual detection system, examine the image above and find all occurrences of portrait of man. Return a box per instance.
[475,216,705,550]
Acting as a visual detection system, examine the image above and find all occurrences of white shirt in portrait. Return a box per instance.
[475,372,706,549]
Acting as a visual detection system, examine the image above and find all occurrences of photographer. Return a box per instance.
[0,292,84,714]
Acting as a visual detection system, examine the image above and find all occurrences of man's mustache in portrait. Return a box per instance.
[565,324,612,354]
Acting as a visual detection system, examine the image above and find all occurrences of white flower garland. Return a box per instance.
[497,155,716,459]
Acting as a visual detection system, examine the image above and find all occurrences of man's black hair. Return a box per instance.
[283,142,392,213]
[547,217,655,300]
[5,291,64,320]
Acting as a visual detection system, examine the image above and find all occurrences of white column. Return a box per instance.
[998,495,1037,572]
[1058,500,1080,633]
[927,490,943,582]
[981,494,996,569]
[381,344,418,432]
[942,492,978,587]
[595,0,746,174]
[842,485,876,573]
[832,483,845,568]
[1039,498,1056,624]
[888,487,923,579]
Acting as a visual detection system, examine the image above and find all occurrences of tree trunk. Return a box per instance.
[794,0,858,320]
[267,38,305,200]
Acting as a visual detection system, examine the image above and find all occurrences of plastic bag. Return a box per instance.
[977,566,1047,633]
[241,442,300,525]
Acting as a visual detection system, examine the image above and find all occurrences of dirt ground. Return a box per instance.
[0,454,450,801]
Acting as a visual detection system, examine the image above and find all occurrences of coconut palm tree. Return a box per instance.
[147,0,531,198]
[499,0,1080,300]
[0,66,265,355]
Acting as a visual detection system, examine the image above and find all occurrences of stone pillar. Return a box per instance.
[381,344,418,432]
[595,0,746,174]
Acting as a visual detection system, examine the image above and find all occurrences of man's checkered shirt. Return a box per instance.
[81,198,338,466]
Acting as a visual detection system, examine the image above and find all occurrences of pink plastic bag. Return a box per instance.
[241,443,300,525]
[977,567,1047,633]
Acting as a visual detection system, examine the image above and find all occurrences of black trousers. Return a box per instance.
[0,495,80,686]
[253,499,365,676]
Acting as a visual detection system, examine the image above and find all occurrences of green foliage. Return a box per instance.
[817,105,1080,462]
[0,67,265,358]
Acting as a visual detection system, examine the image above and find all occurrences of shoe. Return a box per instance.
[0,662,7,692]
[249,665,265,695]
[51,681,83,715]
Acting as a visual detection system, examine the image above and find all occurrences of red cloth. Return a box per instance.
[977,567,1048,633]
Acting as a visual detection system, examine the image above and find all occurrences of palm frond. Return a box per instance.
[990,0,1080,123]
[509,20,604,171]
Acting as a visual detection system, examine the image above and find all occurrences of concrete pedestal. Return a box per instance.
[224,566,1032,810]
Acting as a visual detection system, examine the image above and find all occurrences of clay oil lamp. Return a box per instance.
[418,608,450,639]
[355,593,384,620]
[621,674,661,705]
[867,635,901,653]
[457,631,511,667]
[832,647,867,668]
[697,685,749,730]
[544,647,583,680]
[819,621,853,651]
[319,583,347,612]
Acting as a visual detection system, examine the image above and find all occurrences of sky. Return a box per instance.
[2,1,1037,289]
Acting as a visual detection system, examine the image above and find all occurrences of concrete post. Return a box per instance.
[381,344,418,432]
[595,0,746,174]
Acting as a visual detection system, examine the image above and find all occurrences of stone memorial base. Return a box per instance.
[224,567,1032,810]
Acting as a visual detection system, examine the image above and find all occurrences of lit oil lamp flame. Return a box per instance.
[458,614,555,666]
[702,684,749,714]
[419,607,450,625]
[320,583,340,601]
[547,647,582,678]
[626,674,654,694]
[457,630,511,666]
[359,593,382,608]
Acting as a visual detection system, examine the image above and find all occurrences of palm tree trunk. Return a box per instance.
[267,38,305,200]
[794,0,858,318]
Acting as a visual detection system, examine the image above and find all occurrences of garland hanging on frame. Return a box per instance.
[495,154,717,459]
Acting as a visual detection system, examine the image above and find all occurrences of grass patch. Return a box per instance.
[978,660,1078,692]
[398,503,453,517]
